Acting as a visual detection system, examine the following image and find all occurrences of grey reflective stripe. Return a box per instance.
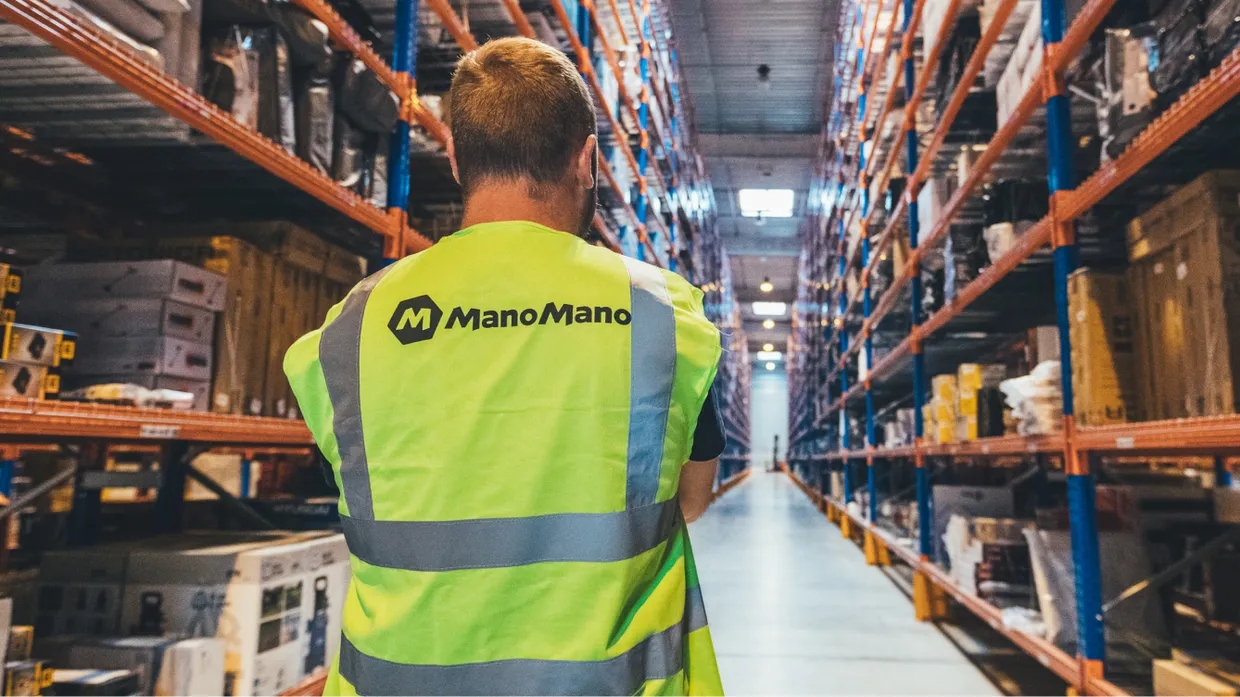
[341,499,679,571]
[621,256,677,508]
[685,585,708,633]
[339,616,685,696]
[319,266,393,521]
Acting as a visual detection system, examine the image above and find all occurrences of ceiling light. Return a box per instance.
[757,351,782,361]
[738,189,794,218]
[762,343,774,352]
[759,277,774,293]
[762,319,776,330]
[752,302,787,316]
[765,362,776,371]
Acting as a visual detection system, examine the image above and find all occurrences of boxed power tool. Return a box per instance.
[1,323,76,368]
[48,636,224,696]
[0,362,60,400]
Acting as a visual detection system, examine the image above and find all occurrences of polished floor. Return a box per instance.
[689,471,1000,696]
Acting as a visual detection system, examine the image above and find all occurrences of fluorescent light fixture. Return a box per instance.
[738,189,794,218]
[765,362,776,371]
[757,351,782,361]
[762,319,776,330]
[752,302,787,316]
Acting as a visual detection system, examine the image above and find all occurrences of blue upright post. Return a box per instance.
[838,209,852,504]
[633,0,654,264]
[1041,0,1104,679]
[896,0,931,560]
[1217,456,1234,489]
[384,0,419,265]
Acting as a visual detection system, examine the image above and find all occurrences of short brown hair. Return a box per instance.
[450,37,596,197]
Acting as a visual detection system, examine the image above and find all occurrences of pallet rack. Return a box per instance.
[0,0,748,542]
[788,0,1240,693]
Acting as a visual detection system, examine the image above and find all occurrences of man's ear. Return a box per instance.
[447,135,461,186]
[576,134,598,190]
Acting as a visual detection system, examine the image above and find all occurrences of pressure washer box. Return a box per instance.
[117,532,348,697]
[57,637,224,696]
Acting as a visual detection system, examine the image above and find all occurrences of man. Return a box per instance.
[285,36,725,696]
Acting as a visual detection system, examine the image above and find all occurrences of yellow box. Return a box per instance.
[936,422,956,444]
[958,364,983,393]
[956,414,978,441]
[1070,268,1138,425]
[933,374,958,402]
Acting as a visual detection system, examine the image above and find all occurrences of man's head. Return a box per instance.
[449,37,599,236]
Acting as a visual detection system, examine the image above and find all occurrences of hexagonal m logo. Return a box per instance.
[388,295,443,344]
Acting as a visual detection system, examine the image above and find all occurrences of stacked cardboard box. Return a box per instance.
[930,374,958,444]
[1068,269,1138,425]
[20,260,225,411]
[956,363,1006,440]
[1128,170,1240,419]
[0,322,76,400]
[35,531,349,697]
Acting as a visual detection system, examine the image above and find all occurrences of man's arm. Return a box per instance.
[679,383,726,523]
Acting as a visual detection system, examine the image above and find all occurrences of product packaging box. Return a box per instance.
[72,336,212,382]
[0,599,10,667]
[60,636,224,696]
[21,261,226,312]
[1128,170,1240,419]
[1068,268,1138,425]
[2,323,76,368]
[2,660,52,696]
[932,374,958,403]
[19,298,216,344]
[0,264,21,324]
[0,362,58,400]
[70,374,210,411]
[931,485,1016,565]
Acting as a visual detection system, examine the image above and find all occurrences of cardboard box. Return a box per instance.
[0,362,58,400]
[2,323,76,368]
[1068,268,1138,425]
[932,485,1016,565]
[6,625,29,664]
[933,374,958,403]
[3,660,52,696]
[185,453,259,500]
[1128,171,1240,418]
[21,261,226,312]
[61,637,224,696]
[1154,659,1239,696]
[0,264,21,325]
[18,298,215,344]
[73,336,212,382]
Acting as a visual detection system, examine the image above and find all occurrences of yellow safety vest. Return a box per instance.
[286,221,725,695]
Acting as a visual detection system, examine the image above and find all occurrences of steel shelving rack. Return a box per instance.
[0,0,747,542]
[787,0,1240,693]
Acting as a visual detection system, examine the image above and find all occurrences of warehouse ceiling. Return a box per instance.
[669,0,839,356]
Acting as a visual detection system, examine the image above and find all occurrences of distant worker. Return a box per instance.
[286,37,726,695]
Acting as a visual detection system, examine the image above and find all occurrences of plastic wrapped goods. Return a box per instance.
[202,26,260,129]
[1099,27,1158,161]
[335,58,399,134]
[274,4,331,67]
[257,28,296,154]
[295,64,334,175]
[332,114,366,191]
[999,361,1063,435]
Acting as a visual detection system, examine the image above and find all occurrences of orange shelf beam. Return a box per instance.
[425,0,478,51]
[0,398,313,445]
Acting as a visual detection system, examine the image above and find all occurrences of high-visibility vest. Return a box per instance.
[285,221,725,696]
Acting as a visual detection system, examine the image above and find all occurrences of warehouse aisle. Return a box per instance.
[689,471,1000,696]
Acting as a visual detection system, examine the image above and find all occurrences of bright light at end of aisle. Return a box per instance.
[752,302,787,316]
[765,362,776,371]
[762,343,774,352]
[738,189,794,218]
[762,319,776,329]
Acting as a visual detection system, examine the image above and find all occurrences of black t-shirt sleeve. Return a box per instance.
[689,380,727,462]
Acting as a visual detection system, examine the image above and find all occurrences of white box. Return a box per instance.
[20,298,216,343]
[73,336,212,381]
[64,636,225,696]
[22,260,227,312]
[118,532,348,696]
[82,374,211,411]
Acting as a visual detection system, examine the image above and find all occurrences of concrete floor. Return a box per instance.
[689,471,1001,696]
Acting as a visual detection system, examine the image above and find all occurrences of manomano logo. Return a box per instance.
[388,296,629,345]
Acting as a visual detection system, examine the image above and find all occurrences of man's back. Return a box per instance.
[286,220,724,695]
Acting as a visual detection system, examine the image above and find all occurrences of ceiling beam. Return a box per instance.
[698,133,819,158]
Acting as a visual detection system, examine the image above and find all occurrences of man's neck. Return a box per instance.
[459,180,582,235]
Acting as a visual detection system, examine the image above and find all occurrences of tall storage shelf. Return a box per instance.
[0,0,743,631]
[789,0,1240,694]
